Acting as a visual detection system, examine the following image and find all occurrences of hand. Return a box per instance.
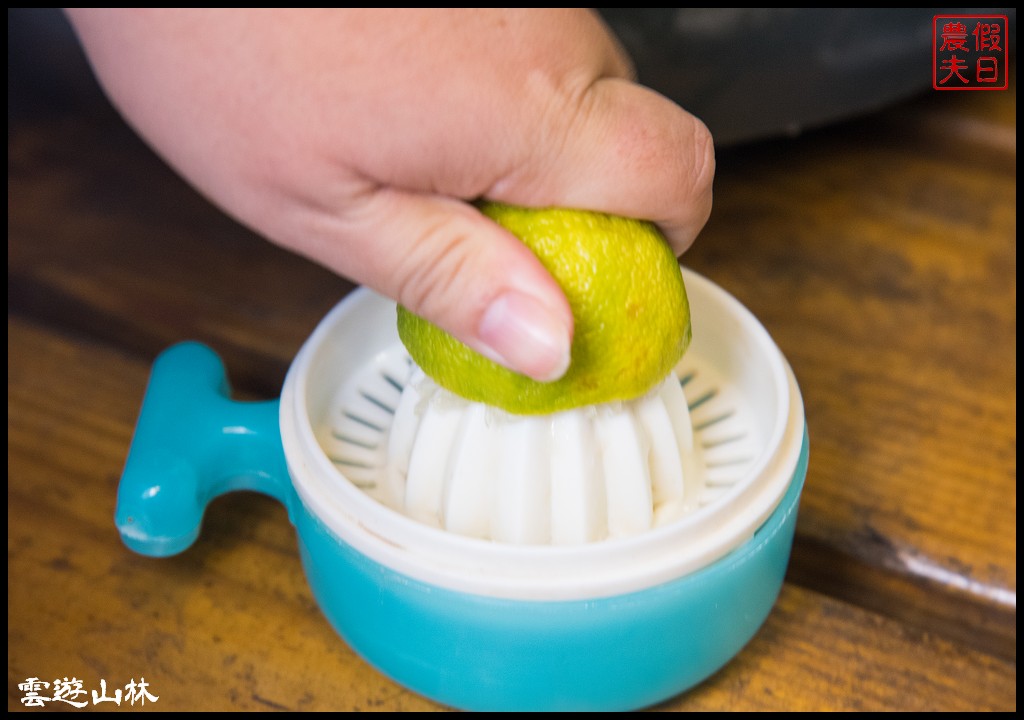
[64,8,714,381]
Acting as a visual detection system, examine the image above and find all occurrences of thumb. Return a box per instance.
[309,188,574,383]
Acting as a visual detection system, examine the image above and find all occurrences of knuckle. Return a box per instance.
[686,117,716,204]
[394,213,481,326]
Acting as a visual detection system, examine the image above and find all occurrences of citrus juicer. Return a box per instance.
[115,266,808,711]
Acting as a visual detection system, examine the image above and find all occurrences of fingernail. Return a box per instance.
[476,291,572,382]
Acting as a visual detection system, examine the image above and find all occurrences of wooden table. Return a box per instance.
[9,10,1016,712]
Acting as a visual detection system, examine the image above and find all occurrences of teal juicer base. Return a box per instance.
[295,432,807,711]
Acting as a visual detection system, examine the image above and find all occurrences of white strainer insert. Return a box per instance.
[318,347,762,545]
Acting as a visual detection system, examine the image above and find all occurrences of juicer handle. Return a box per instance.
[116,342,295,557]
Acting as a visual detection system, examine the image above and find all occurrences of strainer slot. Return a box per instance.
[700,433,747,450]
[686,387,718,412]
[330,430,377,450]
[341,410,387,433]
[360,390,398,416]
[692,410,735,432]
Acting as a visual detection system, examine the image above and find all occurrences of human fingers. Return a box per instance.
[290,187,574,383]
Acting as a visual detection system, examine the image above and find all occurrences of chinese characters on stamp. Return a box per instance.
[18,677,159,708]
[933,15,1009,90]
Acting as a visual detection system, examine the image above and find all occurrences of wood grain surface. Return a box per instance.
[8,9,1016,712]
